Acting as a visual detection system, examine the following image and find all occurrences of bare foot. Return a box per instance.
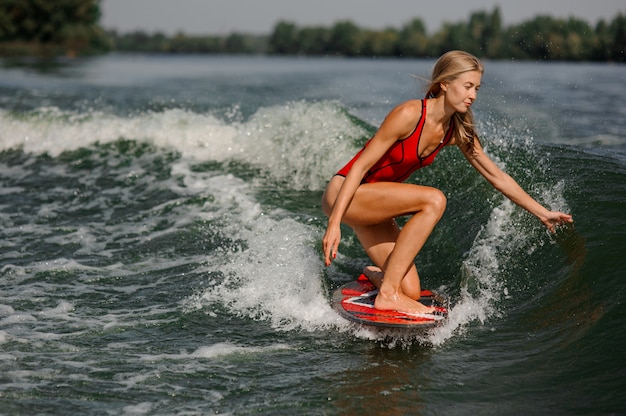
[365,265,439,316]
[362,266,383,288]
[374,290,436,315]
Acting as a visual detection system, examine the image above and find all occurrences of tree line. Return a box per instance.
[106,7,626,62]
[0,0,111,57]
[0,1,624,61]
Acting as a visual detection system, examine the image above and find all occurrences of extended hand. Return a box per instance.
[542,211,574,233]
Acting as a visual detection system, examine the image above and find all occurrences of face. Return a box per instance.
[441,70,482,113]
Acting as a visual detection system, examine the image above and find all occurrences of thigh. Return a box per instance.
[322,175,443,226]
[344,181,445,226]
[322,175,445,236]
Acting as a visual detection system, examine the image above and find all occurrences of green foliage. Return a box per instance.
[397,19,429,57]
[607,13,626,61]
[0,0,110,56]
[502,15,598,60]
[260,6,624,62]
[109,31,266,54]
[296,26,330,55]
[268,21,298,54]
[327,20,362,55]
[3,2,622,61]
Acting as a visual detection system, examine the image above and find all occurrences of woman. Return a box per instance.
[321,50,573,315]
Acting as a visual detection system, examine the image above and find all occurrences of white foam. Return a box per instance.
[0,304,16,316]
[424,141,570,346]
[135,342,292,362]
[0,313,37,325]
[237,101,367,189]
[0,108,233,157]
[191,342,291,359]
[173,173,347,333]
[122,402,154,416]
[427,200,516,343]
[40,301,75,316]
[0,102,366,191]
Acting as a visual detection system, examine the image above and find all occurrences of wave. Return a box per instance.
[0,100,578,345]
[0,101,370,191]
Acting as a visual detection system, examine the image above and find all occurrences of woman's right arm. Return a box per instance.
[322,101,421,266]
[322,167,365,266]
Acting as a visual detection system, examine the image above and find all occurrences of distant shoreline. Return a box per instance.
[1,7,624,62]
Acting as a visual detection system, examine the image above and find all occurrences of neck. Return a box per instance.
[428,95,454,125]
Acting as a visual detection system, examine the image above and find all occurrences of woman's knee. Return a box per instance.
[424,188,447,218]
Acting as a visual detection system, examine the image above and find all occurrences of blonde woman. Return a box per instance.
[322,50,573,315]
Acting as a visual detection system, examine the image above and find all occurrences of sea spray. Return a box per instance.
[0,102,368,191]
[181,174,346,332]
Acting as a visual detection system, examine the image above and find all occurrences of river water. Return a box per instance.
[0,55,624,415]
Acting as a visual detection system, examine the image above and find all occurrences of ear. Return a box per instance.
[440,82,448,92]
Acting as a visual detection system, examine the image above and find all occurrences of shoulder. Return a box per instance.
[387,99,423,120]
[366,100,423,146]
[380,100,423,133]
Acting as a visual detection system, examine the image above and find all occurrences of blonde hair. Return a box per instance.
[426,50,484,153]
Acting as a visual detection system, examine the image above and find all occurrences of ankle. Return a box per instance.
[378,285,399,298]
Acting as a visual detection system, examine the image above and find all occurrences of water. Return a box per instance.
[0,55,624,415]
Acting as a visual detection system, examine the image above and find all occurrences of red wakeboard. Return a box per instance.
[332,274,448,329]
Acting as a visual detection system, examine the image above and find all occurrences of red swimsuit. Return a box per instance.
[336,100,453,183]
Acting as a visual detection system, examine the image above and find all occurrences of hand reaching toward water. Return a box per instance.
[542,211,574,233]
[322,224,341,266]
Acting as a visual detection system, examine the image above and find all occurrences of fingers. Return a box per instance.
[545,212,574,233]
[324,242,337,266]
[322,224,342,266]
[322,235,335,266]
[325,251,333,267]
[323,243,331,266]
[556,212,574,226]
[323,247,332,266]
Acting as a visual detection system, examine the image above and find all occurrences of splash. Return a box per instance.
[180,173,347,333]
[0,101,368,190]
[430,182,570,345]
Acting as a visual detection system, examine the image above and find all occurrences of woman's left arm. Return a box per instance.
[459,140,573,232]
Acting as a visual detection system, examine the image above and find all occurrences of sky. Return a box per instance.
[100,0,626,35]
